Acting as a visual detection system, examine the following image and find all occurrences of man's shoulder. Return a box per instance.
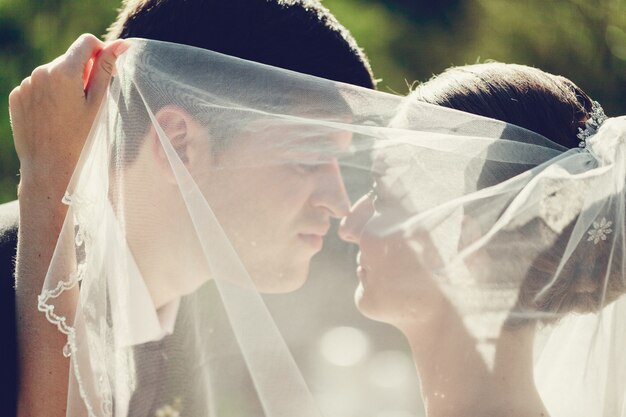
[0,199,18,254]
[0,199,18,255]
[0,200,18,417]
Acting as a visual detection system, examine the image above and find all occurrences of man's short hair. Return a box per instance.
[105,0,375,89]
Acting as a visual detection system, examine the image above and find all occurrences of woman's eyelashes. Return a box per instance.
[369,182,384,211]
[370,181,405,214]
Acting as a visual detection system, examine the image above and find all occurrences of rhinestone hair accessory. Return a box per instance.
[577,101,608,149]
[587,217,613,244]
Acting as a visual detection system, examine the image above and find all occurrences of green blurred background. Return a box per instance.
[1,0,625,203]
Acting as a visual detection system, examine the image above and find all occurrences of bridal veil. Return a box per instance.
[39,39,626,417]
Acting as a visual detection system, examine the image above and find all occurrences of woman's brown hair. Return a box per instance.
[412,63,594,149]
[413,63,624,320]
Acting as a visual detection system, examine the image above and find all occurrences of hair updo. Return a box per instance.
[411,63,594,149]
[411,63,623,320]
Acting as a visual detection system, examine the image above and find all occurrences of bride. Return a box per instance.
[339,63,626,417]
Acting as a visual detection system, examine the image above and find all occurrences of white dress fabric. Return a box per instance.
[38,39,626,417]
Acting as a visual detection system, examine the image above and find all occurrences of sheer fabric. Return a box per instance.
[39,39,626,417]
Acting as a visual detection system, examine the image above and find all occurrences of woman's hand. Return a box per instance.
[9,34,127,201]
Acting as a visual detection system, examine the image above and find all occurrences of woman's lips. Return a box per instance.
[356,264,367,280]
[356,251,367,280]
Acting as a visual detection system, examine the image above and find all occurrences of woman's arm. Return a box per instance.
[10,34,125,417]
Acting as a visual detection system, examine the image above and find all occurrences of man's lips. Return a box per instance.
[305,223,331,236]
[298,233,324,250]
[299,223,331,238]
[298,225,330,250]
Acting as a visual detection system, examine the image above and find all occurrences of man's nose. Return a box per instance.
[338,193,374,244]
[310,161,351,218]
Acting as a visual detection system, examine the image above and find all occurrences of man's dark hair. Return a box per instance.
[105,0,375,89]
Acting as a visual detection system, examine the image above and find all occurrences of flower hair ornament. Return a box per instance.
[587,217,613,244]
[577,101,608,149]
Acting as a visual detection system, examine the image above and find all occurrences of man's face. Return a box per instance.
[196,124,352,293]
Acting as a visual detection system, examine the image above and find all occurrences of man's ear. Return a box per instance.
[151,105,192,164]
[149,105,210,182]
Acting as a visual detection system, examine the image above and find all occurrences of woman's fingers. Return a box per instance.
[8,34,128,191]
[63,33,104,75]
[86,39,128,106]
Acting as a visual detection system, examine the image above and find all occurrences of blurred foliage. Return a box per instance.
[326,0,626,109]
[1,0,625,203]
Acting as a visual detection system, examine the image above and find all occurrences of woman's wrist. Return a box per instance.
[18,175,69,235]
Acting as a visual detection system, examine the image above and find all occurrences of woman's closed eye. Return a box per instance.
[369,181,407,215]
[369,182,386,211]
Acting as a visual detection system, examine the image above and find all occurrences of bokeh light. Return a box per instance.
[320,326,371,367]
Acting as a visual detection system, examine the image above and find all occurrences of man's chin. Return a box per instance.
[250,262,310,294]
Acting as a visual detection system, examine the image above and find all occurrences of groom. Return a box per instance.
[5,1,375,416]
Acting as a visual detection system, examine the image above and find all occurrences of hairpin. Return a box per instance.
[577,101,608,149]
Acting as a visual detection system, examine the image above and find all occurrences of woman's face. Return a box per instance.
[338,169,449,327]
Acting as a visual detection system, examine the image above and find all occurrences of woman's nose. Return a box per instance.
[338,192,374,244]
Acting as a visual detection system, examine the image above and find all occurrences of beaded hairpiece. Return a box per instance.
[577,101,608,149]
[577,101,611,246]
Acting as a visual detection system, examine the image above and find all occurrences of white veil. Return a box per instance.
[38,39,626,417]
